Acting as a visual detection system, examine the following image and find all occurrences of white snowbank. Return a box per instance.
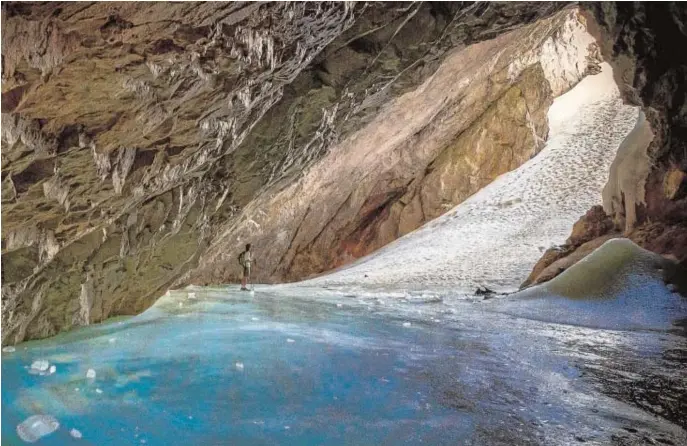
[303,64,638,293]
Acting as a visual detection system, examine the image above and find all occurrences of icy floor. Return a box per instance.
[2,283,686,445]
[301,64,639,293]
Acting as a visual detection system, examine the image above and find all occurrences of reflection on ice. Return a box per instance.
[2,283,685,445]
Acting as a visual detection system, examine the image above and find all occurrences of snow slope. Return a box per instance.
[299,63,638,293]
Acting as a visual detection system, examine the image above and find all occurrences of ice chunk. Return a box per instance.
[286,338,295,343]
[69,428,83,439]
[3,346,16,353]
[86,368,96,379]
[95,388,103,394]
[402,322,412,327]
[188,292,197,299]
[49,365,56,374]
[108,338,116,343]
[16,415,59,443]
[30,360,50,373]
[251,317,259,321]
[336,303,343,308]
[235,362,244,371]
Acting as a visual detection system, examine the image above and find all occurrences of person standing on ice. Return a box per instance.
[238,243,254,291]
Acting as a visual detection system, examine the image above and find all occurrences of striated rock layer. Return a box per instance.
[189,8,602,286]
[524,3,687,287]
[1,2,566,344]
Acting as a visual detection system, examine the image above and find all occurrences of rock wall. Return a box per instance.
[189,8,601,285]
[524,3,687,287]
[1,2,565,344]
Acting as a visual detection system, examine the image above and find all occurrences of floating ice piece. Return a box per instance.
[3,346,16,353]
[108,338,116,343]
[75,388,80,392]
[49,365,56,374]
[336,303,343,308]
[402,322,412,327]
[17,415,59,442]
[286,338,295,343]
[95,388,103,394]
[251,317,259,321]
[235,362,244,371]
[86,369,96,379]
[70,428,83,439]
[188,292,197,299]
[179,303,183,308]
[30,360,50,373]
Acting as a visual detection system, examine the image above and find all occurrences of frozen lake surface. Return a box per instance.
[2,282,686,445]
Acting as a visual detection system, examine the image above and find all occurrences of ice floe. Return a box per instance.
[16,415,59,443]
[70,428,83,439]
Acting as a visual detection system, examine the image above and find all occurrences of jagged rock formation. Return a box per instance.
[524,3,687,287]
[189,8,601,285]
[2,2,568,344]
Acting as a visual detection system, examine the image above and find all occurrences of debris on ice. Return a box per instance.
[30,360,50,374]
[16,415,59,443]
[70,428,83,439]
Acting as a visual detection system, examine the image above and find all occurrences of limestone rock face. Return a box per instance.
[190,9,600,286]
[1,2,567,344]
[525,3,687,287]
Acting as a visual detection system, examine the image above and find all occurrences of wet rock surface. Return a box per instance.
[1,2,566,343]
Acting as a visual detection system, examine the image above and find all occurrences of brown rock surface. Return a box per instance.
[190,9,596,286]
[2,2,567,344]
